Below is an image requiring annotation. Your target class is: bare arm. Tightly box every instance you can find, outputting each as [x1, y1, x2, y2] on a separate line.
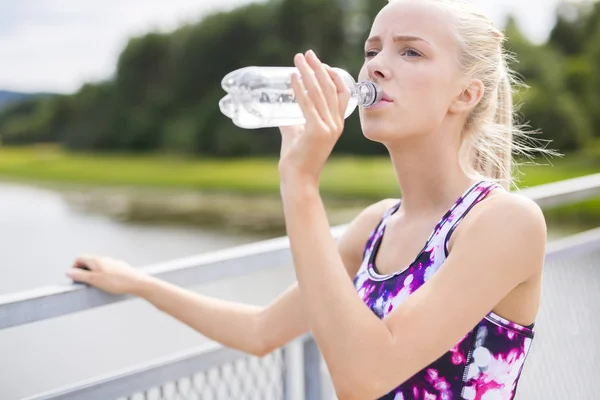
[67, 199, 396, 357]
[258, 199, 396, 354]
[131, 276, 270, 356]
[280, 185, 546, 399]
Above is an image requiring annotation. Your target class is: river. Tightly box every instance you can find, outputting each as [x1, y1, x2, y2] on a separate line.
[0, 180, 587, 399]
[0, 181, 298, 400]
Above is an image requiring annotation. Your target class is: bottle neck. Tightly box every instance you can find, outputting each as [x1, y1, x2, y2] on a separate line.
[354, 81, 382, 108]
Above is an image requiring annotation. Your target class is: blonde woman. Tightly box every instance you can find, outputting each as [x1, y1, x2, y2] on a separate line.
[67, 1, 547, 398]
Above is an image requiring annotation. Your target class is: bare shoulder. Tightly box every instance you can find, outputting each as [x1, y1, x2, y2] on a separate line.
[469, 190, 547, 236]
[451, 189, 547, 278]
[337, 198, 399, 275]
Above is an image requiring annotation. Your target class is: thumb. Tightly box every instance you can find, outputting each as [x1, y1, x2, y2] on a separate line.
[278, 125, 302, 135]
[73, 255, 101, 272]
[278, 125, 302, 156]
[66, 267, 94, 284]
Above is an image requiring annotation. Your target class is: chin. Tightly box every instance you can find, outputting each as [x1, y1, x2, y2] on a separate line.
[360, 111, 441, 145]
[359, 106, 407, 141]
[360, 119, 407, 143]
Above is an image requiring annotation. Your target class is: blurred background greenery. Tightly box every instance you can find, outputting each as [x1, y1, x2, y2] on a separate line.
[0, 0, 599, 235]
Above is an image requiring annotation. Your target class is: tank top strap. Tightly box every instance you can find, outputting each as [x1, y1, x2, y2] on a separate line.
[435, 180, 503, 256]
[362, 200, 401, 260]
[361, 181, 501, 266]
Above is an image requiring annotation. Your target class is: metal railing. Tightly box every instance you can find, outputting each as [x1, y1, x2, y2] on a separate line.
[2, 173, 600, 400]
[516, 248, 600, 399]
[119, 346, 287, 400]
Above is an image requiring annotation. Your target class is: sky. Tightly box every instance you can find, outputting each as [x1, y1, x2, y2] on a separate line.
[0, 0, 578, 94]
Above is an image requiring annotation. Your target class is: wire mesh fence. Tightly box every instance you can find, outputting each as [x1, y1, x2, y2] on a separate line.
[120, 250, 600, 400]
[120, 348, 286, 400]
[11, 221, 598, 400]
[516, 250, 600, 399]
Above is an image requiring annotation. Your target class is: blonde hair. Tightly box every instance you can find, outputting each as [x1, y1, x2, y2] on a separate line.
[388, 0, 553, 189]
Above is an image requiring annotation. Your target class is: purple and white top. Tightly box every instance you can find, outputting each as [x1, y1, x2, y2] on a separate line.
[353, 180, 534, 400]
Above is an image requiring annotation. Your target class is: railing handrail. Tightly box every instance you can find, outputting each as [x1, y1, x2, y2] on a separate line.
[16, 227, 600, 400]
[517, 172, 600, 208]
[1, 173, 600, 330]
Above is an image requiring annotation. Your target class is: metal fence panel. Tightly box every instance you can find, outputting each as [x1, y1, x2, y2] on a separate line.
[24, 345, 289, 400]
[515, 250, 600, 400]
[119, 349, 286, 400]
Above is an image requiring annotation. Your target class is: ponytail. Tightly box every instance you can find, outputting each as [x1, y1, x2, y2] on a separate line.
[404, 0, 557, 189]
[493, 70, 514, 188]
[460, 64, 516, 190]
[480, 67, 514, 189]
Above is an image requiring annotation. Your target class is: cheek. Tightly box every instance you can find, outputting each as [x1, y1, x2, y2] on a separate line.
[405, 68, 453, 116]
[406, 68, 439, 98]
[357, 64, 369, 82]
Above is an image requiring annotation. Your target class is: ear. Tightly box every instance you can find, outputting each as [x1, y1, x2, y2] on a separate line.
[449, 79, 485, 114]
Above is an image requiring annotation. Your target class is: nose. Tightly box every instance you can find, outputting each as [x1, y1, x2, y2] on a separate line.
[366, 57, 391, 81]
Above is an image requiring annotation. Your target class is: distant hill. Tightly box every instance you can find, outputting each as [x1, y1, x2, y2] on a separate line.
[0, 90, 55, 109]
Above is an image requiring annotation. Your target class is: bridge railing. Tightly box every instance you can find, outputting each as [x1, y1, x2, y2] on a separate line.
[2, 173, 600, 400]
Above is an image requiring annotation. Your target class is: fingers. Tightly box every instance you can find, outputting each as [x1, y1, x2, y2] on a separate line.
[67, 254, 102, 284]
[304, 52, 339, 125]
[73, 254, 101, 272]
[66, 267, 93, 284]
[294, 52, 336, 130]
[325, 66, 352, 123]
[291, 72, 328, 133]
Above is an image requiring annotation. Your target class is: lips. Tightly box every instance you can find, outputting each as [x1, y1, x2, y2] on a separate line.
[380, 92, 393, 102]
[365, 89, 393, 110]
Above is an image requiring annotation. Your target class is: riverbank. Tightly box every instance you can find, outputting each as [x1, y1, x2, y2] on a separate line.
[0, 145, 598, 235]
[0, 145, 597, 195]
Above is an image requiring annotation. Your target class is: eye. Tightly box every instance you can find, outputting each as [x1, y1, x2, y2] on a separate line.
[364, 49, 379, 59]
[402, 48, 422, 57]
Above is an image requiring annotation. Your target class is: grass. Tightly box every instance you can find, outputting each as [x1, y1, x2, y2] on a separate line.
[0, 144, 597, 199]
[0, 144, 597, 235]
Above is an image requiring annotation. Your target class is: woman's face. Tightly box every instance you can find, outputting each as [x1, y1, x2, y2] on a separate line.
[357, 0, 467, 145]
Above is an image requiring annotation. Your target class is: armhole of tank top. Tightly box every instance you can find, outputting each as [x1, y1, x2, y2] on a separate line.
[443, 182, 501, 258]
[361, 200, 401, 260]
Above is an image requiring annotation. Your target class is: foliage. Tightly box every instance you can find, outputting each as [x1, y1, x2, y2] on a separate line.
[0, 0, 599, 158]
[0, 145, 595, 199]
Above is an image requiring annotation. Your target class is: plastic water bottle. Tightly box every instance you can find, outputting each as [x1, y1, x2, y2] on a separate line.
[218, 66, 382, 129]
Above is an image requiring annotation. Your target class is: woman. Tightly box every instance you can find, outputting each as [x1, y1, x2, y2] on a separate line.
[67, 0, 547, 398]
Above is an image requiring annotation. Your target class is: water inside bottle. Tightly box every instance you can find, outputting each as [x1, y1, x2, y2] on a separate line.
[218, 66, 361, 129]
[220, 92, 359, 129]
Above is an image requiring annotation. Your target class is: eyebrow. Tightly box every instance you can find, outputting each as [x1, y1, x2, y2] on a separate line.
[365, 35, 430, 45]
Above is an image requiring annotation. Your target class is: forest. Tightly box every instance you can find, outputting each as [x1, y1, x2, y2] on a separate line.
[1, 0, 599, 159]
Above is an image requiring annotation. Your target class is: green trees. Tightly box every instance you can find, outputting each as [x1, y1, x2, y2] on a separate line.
[509, 1, 600, 152]
[1, 0, 598, 157]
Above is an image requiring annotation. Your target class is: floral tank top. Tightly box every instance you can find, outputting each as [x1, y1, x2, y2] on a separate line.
[353, 180, 535, 400]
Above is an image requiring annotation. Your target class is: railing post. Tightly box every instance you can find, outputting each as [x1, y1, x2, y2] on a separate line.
[303, 337, 322, 400]
[281, 345, 293, 400]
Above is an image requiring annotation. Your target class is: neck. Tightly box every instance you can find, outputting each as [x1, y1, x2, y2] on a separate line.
[386, 130, 476, 217]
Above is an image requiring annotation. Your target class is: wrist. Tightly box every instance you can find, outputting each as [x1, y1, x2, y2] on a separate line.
[280, 170, 320, 194]
[280, 177, 320, 201]
[130, 273, 156, 298]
